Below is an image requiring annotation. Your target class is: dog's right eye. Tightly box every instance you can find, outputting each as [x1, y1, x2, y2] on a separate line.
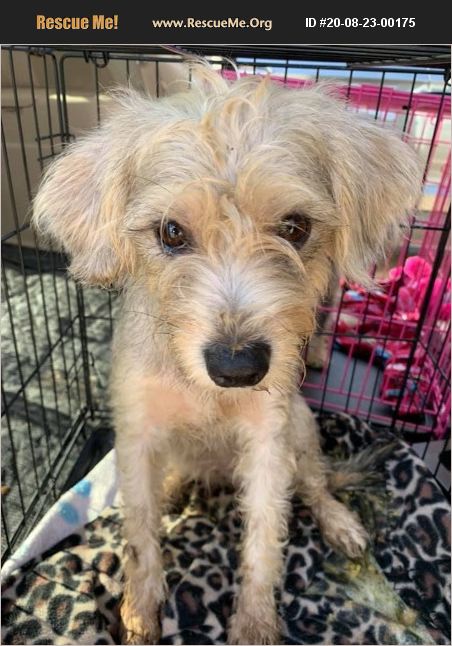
[158, 220, 189, 253]
[278, 213, 312, 248]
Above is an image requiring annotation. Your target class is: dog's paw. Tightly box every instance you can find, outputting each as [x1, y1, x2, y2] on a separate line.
[306, 334, 329, 370]
[228, 607, 280, 645]
[119, 597, 161, 645]
[316, 498, 368, 559]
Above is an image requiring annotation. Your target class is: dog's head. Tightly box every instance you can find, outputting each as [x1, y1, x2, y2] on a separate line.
[34, 67, 422, 392]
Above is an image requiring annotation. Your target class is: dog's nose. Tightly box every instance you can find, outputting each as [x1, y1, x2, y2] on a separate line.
[203, 341, 271, 388]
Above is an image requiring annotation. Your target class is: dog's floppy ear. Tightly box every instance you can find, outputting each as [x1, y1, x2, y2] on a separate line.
[328, 115, 423, 284]
[33, 122, 138, 287]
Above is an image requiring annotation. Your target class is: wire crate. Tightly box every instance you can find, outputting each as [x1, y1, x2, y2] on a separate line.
[1, 45, 450, 560]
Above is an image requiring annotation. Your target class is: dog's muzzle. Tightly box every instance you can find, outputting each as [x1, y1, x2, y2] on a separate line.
[203, 341, 271, 388]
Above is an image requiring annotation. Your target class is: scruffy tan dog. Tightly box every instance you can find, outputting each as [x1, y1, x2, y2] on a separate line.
[34, 66, 421, 645]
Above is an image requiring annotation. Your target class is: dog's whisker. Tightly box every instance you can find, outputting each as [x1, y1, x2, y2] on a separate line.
[123, 309, 180, 329]
[133, 175, 174, 194]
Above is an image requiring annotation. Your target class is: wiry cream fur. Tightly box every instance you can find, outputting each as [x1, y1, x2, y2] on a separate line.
[33, 66, 422, 645]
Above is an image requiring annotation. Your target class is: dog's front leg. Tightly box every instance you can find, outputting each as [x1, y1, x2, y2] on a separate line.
[117, 431, 167, 645]
[229, 406, 296, 645]
[292, 395, 367, 558]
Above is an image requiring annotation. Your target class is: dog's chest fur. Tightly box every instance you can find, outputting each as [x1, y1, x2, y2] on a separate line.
[169, 422, 239, 484]
[114, 369, 251, 483]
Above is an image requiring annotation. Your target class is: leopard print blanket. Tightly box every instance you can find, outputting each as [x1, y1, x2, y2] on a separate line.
[2, 413, 450, 645]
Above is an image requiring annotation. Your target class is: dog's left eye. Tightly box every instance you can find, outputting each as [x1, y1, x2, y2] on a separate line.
[278, 214, 312, 247]
[159, 220, 189, 253]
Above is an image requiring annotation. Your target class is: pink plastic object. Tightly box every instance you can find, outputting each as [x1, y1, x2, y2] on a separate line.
[334, 256, 450, 434]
